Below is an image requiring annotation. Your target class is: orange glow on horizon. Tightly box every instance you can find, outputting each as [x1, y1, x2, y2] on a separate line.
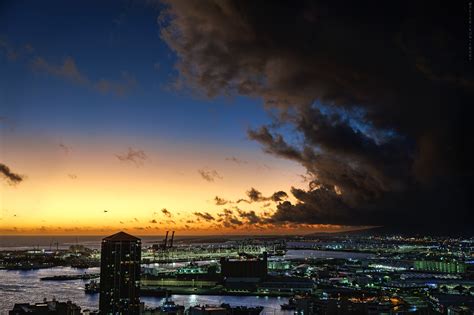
[1, 133, 374, 235]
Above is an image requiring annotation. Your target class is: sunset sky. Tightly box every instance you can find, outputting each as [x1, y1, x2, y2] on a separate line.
[1, 1, 472, 235]
[0, 0, 325, 235]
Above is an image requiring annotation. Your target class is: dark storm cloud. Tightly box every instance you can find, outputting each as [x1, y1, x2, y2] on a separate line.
[160, 0, 474, 233]
[246, 187, 288, 203]
[193, 212, 215, 221]
[0, 163, 24, 185]
[116, 147, 147, 167]
[198, 168, 223, 182]
[271, 191, 289, 202]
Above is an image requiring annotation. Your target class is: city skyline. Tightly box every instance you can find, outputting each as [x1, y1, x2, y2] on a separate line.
[1, 0, 473, 236]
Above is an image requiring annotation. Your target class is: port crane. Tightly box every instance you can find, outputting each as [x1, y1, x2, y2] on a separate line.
[153, 231, 175, 250]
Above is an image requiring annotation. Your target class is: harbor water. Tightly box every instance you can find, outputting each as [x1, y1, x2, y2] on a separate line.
[0, 267, 293, 314]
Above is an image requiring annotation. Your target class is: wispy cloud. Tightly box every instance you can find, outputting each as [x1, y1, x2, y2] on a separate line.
[193, 212, 215, 221]
[225, 156, 248, 164]
[0, 163, 24, 185]
[161, 208, 172, 217]
[59, 143, 72, 155]
[0, 38, 16, 60]
[198, 168, 222, 182]
[216, 208, 243, 228]
[0, 116, 16, 131]
[0, 38, 33, 61]
[32, 56, 88, 85]
[94, 71, 137, 96]
[116, 147, 147, 167]
[2, 39, 137, 97]
[214, 196, 229, 206]
[32, 56, 137, 96]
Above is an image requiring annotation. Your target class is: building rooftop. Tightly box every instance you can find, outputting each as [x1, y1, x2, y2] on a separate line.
[103, 231, 141, 242]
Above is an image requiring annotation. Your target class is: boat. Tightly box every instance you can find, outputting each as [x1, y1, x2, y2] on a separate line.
[85, 280, 99, 294]
[157, 298, 185, 315]
[274, 249, 287, 256]
[40, 273, 100, 281]
[274, 241, 287, 256]
[187, 304, 263, 315]
[280, 298, 297, 310]
[71, 261, 92, 268]
[221, 303, 264, 315]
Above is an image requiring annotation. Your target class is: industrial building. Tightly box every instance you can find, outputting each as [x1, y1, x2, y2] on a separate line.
[414, 260, 466, 274]
[220, 252, 268, 280]
[219, 252, 268, 291]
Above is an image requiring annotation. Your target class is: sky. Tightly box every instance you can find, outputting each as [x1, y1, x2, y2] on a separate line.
[0, 0, 312, 235]
[1, 1, 473, 235]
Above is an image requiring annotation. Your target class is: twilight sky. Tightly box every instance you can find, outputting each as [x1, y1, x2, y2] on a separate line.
[1, 0, 473, 235]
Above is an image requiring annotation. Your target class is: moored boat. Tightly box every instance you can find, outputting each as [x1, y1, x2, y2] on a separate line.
[85, 280, 99, 294]
[280, 297, 297, 310]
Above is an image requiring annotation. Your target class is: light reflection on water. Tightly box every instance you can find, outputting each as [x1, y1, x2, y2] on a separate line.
[0, 267, 292, 314]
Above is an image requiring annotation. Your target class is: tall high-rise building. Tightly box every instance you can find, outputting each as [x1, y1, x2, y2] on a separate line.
[99, 231, 141, 315]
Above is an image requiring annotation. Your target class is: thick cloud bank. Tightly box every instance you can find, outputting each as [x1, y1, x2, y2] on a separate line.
[160, 0, 473, 233]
